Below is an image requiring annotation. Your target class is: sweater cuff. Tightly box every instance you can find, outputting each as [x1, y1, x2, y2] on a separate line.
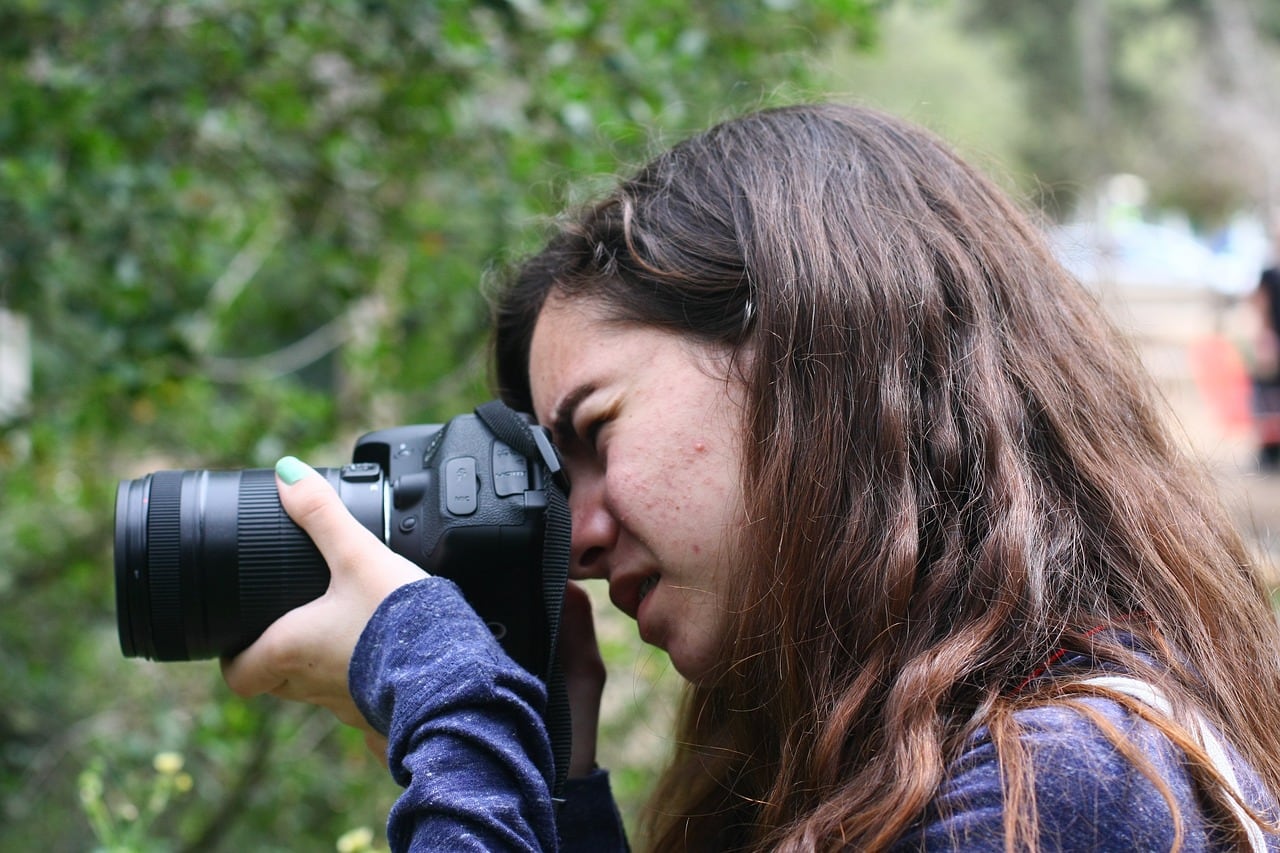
[558, 768, 631, 851]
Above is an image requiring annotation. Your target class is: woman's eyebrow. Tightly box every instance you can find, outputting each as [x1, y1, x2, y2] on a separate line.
[549, 383, 596, 446]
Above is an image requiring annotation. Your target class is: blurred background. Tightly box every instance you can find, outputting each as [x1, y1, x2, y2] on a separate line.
[3, 0, 1280, 849]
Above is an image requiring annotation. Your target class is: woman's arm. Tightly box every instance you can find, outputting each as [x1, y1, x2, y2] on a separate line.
[220, 457, 626, 851]
[352, 577, 558, 851]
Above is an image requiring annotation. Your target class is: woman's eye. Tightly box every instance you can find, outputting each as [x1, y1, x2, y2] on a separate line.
[581, 418, 607, 452]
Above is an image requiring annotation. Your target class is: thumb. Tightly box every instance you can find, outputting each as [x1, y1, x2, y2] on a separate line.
[274, 456, 387, 575]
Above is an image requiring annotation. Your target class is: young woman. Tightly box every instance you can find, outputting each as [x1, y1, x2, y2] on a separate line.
[224, 103, 1280, 851]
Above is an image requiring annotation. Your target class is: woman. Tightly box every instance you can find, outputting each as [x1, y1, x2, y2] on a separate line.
[224, 104, 1280, 851]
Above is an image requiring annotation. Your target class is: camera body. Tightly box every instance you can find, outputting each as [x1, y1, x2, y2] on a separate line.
[115, 408, 555, 677]
[353, 415, 551, 675]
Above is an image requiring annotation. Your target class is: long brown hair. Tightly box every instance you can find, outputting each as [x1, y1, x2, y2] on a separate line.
[492, 103, 1280, 851]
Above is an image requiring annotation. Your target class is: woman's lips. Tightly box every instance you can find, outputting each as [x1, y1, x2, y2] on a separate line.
[610, 572, 660, 620]
[637, 575, 658, 605]
[635, 575, 660, 644]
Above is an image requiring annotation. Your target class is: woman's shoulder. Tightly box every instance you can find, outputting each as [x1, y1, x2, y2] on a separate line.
[896, 690, 1232, 851]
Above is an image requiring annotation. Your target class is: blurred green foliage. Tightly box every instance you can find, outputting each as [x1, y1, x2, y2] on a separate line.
[0, 0, 876, 848]
[959, 0, 1280, 223]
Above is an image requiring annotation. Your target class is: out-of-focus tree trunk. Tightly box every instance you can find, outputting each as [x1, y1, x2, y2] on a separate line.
[1079, 0, 1112, 177]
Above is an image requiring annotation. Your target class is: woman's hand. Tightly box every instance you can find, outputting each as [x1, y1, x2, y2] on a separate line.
[220, 456, 423, 747]
[560, 581, 607, 778]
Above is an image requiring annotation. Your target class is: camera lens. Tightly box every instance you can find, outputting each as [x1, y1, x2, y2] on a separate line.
[114, 465, 385, 661]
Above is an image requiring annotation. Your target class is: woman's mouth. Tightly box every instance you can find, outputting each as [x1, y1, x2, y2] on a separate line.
[637, 575, 659, 605]
[634, 574, 662, 644]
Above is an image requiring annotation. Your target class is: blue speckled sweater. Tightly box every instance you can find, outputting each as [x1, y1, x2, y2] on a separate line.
[350, 578, 1276, 851]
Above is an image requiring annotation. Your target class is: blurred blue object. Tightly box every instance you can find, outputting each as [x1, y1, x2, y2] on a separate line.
[1049, 219, 1266, 295]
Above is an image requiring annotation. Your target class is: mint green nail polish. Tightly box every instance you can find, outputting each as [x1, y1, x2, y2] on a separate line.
[276, 456, 313, 485]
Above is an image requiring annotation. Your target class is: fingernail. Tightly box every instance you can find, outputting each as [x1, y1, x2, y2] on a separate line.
[275, 456, 315, 485]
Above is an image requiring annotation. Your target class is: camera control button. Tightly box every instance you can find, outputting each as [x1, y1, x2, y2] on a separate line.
[492, 441, 528, 497]
[342, 463, 382, 482]
[445, 457, 477, 515]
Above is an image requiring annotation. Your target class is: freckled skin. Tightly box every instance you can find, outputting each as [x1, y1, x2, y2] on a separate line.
[528, 295, 748, 683]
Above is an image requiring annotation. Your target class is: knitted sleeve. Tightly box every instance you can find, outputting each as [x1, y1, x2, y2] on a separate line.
[350, 577, 555, 851]
[349, 577, 629, 852]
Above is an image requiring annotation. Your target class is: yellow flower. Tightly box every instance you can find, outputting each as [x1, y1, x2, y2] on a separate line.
[152, 751, 184, 775]
[335, 826, 375, 852]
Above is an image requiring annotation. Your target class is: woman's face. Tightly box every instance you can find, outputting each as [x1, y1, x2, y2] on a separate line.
[528, 294, 748, 683]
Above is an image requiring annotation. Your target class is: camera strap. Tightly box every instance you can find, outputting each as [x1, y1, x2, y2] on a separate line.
[475, 400, 573, 802]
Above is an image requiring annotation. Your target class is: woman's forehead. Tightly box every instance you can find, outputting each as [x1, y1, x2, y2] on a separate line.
[527, 297, 613, 415]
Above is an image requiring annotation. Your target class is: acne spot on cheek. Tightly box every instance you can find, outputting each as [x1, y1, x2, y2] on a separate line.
[692, 544, 702, 554]
[693, 442, 707, 453]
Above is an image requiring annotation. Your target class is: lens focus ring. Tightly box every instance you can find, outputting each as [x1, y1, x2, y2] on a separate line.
[145, 471, 185, 659]
[237, 470, 328, 633]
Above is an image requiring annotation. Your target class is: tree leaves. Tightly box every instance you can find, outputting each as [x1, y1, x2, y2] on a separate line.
[1, 1, 875, 847]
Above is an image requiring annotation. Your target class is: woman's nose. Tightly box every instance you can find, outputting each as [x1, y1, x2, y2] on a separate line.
[568, 476, 616, 580]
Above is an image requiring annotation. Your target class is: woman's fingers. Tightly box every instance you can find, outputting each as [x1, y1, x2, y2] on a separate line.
[220, 606, 308, 697]
[221, 456, 421, 707]
[274, 456, 422, 594]
[559, 582, 606, 777]
[274, 456, 387, 571]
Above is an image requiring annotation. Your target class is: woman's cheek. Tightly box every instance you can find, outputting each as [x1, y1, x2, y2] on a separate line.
[615, 466, 678, 528]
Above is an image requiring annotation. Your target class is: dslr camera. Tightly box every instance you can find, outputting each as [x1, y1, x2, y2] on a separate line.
[113, 401, 567, 679]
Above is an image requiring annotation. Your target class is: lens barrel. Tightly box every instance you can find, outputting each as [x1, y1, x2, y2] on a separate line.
[114, 465, 385, 661]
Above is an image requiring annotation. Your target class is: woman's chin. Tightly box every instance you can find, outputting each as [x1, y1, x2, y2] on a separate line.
[665, 644, 721, 685]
